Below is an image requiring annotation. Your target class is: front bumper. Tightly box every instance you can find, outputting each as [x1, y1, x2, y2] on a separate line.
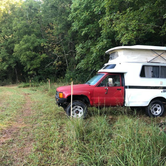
[55, 91, 67, 107]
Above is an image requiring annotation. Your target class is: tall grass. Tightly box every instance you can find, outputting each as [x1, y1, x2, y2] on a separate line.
[109, 116, 166, 165]
[31, 83, 166, 166]
[0, 84, 166, 165]
[65, 116, 166, 166]
[66, 116, 112, 165]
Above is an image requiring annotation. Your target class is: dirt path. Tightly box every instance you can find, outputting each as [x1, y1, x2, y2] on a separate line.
[0, 91, 34, 165]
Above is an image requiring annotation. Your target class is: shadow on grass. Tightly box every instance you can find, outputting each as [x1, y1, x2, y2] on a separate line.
[87, 106, 145, 119]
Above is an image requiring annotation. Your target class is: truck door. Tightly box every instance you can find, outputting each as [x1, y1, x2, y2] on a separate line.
[92, 74, 124, 107]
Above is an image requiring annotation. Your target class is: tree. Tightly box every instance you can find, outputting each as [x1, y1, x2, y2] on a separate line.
[12, 0, 48, 80]
[41, 0, 74, 80]
[0, 0, 73, 83]
[0, 1, 22, 83]
[103, 0, 166, 45]
[1, 0, 166, 84]
[69, 0, 110, 81]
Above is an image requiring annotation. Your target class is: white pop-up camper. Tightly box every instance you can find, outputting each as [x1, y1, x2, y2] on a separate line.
[98, 45, 166, 117]
[56, 45, 166, 118]
[106, 45, 166, 63]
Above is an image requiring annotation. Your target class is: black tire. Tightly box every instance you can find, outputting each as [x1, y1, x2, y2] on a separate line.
[66, 100, 87, 118]
[146, 100, 164, 117]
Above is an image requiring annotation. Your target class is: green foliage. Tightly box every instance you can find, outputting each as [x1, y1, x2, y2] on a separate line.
[0, 0, 72, 83]
[104, 0, 166, 45]
[14, 34, 47, 73]
[0, 0, 166, 83]
[0, 2, 20, 82]
[69, 0, 108, 74]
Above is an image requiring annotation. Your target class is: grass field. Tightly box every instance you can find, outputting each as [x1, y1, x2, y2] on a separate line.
[0, 84, 166, 165]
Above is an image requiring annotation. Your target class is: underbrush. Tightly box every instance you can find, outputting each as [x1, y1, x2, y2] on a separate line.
[18, 81, 69, 96]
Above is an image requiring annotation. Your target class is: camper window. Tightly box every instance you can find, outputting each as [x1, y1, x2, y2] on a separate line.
[160, 66, 166, 78]
[109, 52, 118, 61]
[103, 64, 116, 69]
[140, 65, 166, 78]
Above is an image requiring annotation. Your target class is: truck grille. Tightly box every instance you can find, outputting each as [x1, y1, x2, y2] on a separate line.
[56, 91, 59, 98]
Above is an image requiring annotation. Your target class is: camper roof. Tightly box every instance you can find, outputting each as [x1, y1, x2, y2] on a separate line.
[105, 45, 166, 63]
[106, 45, 166, 54]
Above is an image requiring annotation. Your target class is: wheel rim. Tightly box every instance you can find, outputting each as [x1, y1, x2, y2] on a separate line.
[150, 103, 162, 116]
[72, 105, 84, 118]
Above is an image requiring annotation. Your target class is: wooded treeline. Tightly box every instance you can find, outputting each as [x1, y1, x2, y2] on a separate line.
[0, 0, 166, 84]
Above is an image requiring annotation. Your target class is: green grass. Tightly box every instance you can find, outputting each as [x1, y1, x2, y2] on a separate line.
[0, 87, 25, 129]
[109, 116, 166, 165]
[0, 83, 166, 165]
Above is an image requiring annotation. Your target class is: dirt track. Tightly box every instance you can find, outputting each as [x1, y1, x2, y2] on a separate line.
[0, 88, 34, 165]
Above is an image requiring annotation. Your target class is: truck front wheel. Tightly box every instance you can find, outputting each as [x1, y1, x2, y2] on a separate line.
[66, 100, 87, 118]
[146, 100, 164, 117]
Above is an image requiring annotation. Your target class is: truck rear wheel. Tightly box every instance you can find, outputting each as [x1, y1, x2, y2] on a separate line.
[66, 100, 87, 118]
[146, 100, 164, 117]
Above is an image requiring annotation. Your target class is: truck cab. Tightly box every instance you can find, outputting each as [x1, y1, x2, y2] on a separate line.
[56, 45, 166, 118]
[56, 72, 125, 118]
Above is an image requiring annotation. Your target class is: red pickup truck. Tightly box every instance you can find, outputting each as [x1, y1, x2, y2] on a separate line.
[56, 72, 124, 118]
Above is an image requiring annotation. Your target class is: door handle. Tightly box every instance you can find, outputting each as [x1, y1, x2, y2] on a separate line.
[105, 87, 108, 94]
[117, 88, 121, 90]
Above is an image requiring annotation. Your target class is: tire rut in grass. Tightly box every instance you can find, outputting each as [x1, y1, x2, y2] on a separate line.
[0, 91, 34, 165]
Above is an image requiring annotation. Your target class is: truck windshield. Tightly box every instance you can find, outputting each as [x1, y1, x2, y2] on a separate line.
[86, 74, 104, 85]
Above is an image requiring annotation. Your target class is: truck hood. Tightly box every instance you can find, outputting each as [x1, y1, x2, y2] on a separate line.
[57, 84, 93, 92]
[57, 84, 94, 97]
